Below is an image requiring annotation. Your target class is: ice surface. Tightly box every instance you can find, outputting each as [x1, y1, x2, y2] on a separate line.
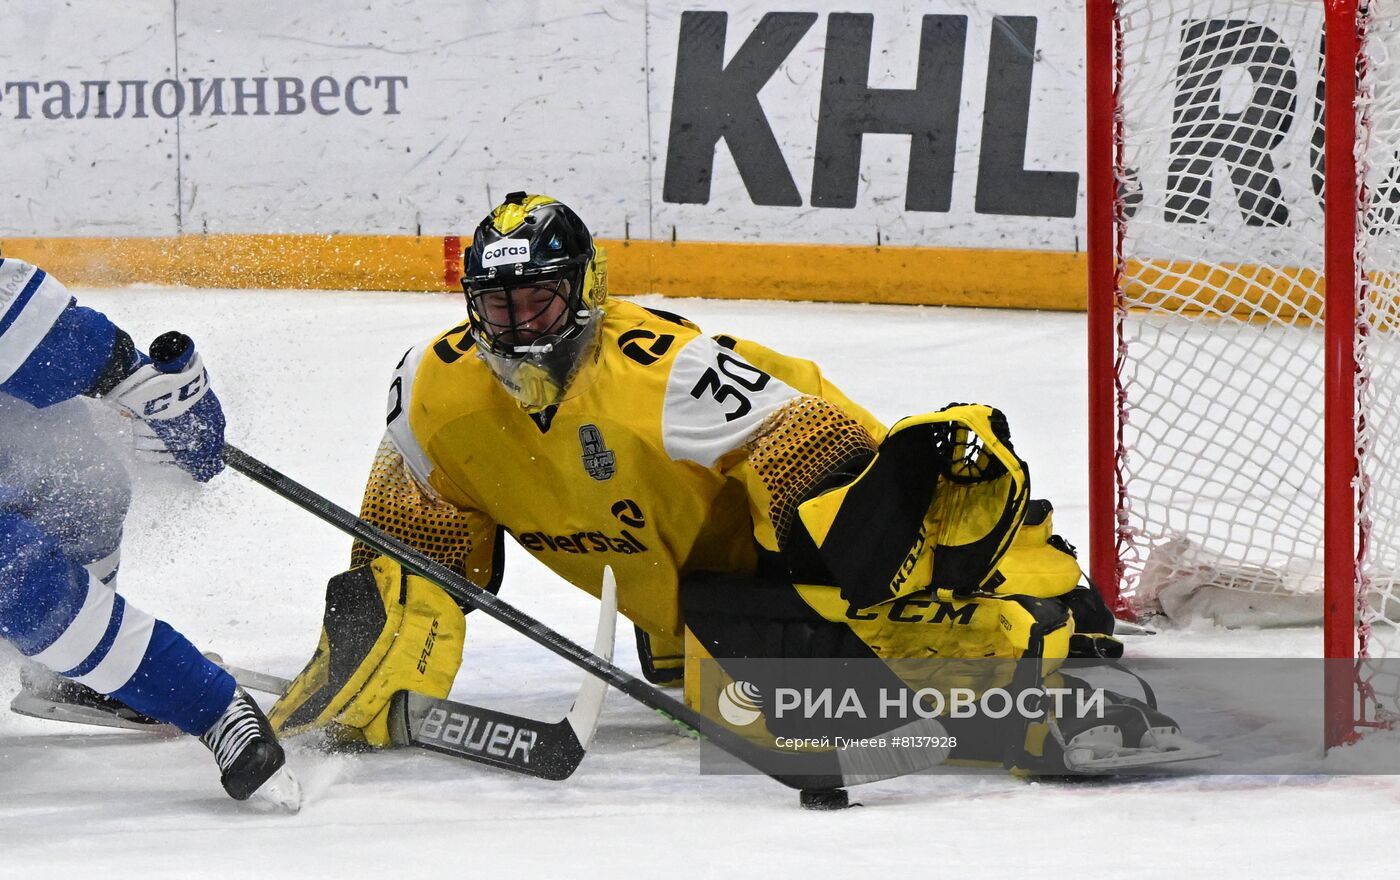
[0, 287, 1383, 879]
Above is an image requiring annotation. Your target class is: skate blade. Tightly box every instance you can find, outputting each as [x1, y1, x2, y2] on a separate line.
[1063, 740, 1221, 772]
[10, 691, 178, 734]
[251, 765, 304, 814]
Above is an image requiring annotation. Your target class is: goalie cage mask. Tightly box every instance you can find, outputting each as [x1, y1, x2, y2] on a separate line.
[462, 192, 608, 412]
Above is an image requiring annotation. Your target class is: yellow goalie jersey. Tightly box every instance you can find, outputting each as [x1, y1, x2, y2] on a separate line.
[357, 298, 886, 638]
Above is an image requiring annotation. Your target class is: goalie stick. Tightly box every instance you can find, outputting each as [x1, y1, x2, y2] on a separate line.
[223, 443, 949, 791]
[390, 567, 614, 779]
[221, 568, 618, 781]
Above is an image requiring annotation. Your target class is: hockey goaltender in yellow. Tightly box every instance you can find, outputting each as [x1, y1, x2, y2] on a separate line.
[270, 192, 1206, 774]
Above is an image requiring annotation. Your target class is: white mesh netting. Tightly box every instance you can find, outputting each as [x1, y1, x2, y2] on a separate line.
[1355, 1, 1400, 702]
[1112, 0, 1400, 698]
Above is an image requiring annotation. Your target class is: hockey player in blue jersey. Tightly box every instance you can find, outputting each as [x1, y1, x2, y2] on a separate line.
[0, 258, 300, 809]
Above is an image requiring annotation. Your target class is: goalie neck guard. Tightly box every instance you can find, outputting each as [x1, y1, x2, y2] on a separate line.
[462, 192, 608, 413]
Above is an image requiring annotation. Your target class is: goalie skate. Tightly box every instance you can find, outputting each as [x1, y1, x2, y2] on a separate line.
[1052, 703, 1219, 773]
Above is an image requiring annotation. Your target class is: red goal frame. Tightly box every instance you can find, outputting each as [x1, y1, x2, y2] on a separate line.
[1084, 0, 1363, 748]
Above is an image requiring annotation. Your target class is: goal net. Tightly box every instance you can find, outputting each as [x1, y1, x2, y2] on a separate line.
[1086, 0, 1400, 740]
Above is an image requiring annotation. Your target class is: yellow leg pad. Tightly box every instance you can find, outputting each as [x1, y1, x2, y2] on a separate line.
[683, 626, 711, 713]
[271, 557, 466, 747]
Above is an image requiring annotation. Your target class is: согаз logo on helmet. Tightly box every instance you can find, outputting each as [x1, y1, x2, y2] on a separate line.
[481, 239, 531, 268]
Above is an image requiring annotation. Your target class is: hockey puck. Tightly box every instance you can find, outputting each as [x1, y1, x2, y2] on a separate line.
[799, 788, 851, 810]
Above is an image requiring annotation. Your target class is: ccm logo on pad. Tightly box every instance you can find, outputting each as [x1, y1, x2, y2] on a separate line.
[481, 238, 531, 268]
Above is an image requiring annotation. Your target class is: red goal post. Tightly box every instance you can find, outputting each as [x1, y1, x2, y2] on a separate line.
[1085, 0, 1395, 747]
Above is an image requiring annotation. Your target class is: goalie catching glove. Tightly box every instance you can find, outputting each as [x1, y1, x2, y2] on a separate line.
[787, 403, 1030, 610]
[270, 557, 465, 746]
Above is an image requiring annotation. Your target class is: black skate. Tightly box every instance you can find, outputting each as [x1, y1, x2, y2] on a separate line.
[199, 688, 303, 811]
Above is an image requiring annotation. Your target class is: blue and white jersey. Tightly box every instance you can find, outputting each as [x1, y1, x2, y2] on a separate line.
[0, 259, 120, 408]
[0, 260, 236, 733]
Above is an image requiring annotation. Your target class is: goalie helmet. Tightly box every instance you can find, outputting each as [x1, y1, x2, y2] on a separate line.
[462, 192, 608, 412]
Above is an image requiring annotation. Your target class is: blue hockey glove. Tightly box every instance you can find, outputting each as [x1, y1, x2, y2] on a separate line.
[107, 331, 226, 481]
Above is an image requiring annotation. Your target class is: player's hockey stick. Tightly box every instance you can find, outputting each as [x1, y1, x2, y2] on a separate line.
[223, 443, 947, 792]
[217, 569, 617, 781]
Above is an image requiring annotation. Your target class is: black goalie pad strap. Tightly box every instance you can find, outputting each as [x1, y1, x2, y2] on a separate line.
[634, 626, 683, 685]
[279, 566, 393, 730]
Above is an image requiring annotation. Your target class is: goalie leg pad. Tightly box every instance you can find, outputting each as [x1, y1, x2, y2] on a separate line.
[990, 499, 1122, 658]
[680, 572, 879, 662]
[270, 557, 465, 747]
[681, 572, 1074, 667]
[679, 573, 1075, 762]
[681, 573, 907, 744]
